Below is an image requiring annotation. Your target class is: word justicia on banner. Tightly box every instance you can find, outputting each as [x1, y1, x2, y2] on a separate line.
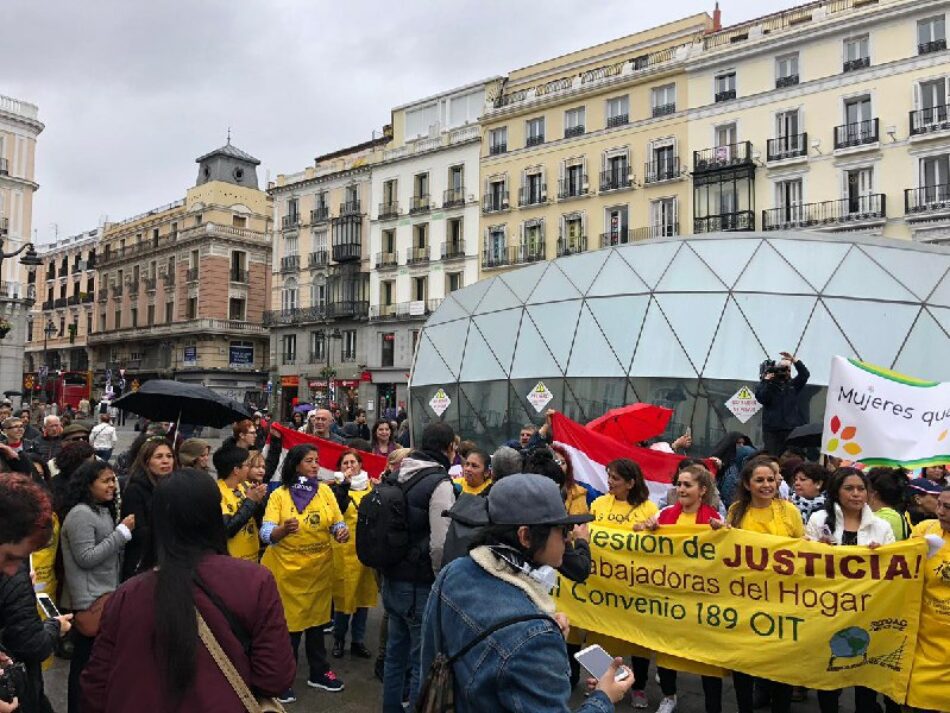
[554, 525, 927, 702]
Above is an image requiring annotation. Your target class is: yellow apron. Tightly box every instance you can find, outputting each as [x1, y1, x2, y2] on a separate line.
[907, 520, 950, 711]
[332, 487, 378, 614]
[32, 513, 59, 672]
[565, 484, 590, 516]
[262, 484, 342, 633]
[218, 480, 260, 563]
[453, 477, 491, 496]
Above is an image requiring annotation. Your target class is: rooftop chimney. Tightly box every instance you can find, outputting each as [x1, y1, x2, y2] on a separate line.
[712, 2, 722, 31]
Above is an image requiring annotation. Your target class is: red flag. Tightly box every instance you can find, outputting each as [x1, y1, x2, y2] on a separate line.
[270, 422, 388, 480]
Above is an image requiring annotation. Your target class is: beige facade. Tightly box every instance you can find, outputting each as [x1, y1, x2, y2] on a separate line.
[477, 14, 712, 277]
[87, 143, 273, 407]
[685, 0, 950, 242]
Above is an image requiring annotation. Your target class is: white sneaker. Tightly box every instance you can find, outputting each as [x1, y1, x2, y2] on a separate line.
[631, 690, 648, 708]
[655, 696, 677, 713]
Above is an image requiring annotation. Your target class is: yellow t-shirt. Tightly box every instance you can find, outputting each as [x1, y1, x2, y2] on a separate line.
[590, 495, 658, 529]
[565, 483, 590, 516]
[677, 511, 698, 525]
[217, 480, 260, 563]
[733, 499, 804, 538]
[453, 477, 492, 496]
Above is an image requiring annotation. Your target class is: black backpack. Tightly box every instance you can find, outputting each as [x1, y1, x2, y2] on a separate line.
[356, 468, 442, 569]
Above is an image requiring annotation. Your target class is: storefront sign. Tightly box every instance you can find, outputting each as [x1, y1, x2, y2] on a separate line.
[183, 346, 198, 366]
[725, 386, 763, 424]
[429, 388, 451, 416]
[527, 381, 554, 413]
[281, 375, 300, 388]
[229, 345, 254, 366]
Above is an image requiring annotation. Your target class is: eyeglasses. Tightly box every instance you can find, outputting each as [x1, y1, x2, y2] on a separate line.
[553, 458, 566, 467]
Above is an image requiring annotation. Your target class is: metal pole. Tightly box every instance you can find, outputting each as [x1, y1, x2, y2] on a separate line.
[325, 332, 331, 409]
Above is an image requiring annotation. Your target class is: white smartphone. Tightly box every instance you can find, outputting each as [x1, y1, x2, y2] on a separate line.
[573, 644, 630, 682]
[36, 593, 61, 619]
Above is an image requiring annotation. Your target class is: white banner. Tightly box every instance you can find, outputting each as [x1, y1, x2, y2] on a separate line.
[822, 356, 950, 468]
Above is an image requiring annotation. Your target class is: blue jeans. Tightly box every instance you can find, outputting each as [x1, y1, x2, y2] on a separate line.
[333, 607, 368, 644]
[94, 448, 112, 462]
[382, 578, 431, 713]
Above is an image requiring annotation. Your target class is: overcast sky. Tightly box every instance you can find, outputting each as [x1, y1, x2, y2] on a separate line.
[5, 0, 791, 245]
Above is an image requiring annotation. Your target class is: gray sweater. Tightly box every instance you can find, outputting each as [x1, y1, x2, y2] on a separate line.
[60, 502, 131, 611]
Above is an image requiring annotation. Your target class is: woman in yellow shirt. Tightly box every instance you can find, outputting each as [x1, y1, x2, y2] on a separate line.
[722, 457, 803, 713]
[212, 446, 266, 563]
[551, 444, 590, 515]
[261, 444, 349, 702]
[589, 458, 659, 709]
[452, 448, 492, 496]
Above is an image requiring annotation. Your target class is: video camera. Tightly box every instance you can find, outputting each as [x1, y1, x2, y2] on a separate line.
[759, 359, 791, 380]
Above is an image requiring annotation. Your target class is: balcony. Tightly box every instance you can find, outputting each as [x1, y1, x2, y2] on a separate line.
[280, 215, 300, 231]
[714, 89, 737, 103]
[54, 297, 68, 308]
[144, 277, 157, 292]
[127, 282, 139, 297]
[162, 272, 176, 288]
[767, 133, 808, 161]
[843, 56, 870, 73]
[558, 175, 588, 200]
[0, 217, 7, 236]
[526, 135, 544, 147]
[0, 157, 7, 175]
[331, 239, 361, 263]
[443, 188, 465, 209]
[512, 243, 546, 265]
[489, 142, 507, 155]
[442, 240, 466, 260]
[42, 300, 53, 310]
[280, 255, 300, 273]
[905, 184, 950, 220]
[409, 195, 431, 214]
[694, 211, 756, 234]
[82, 292, 94, 304]
[369, 304, 397, 321]
[519, 185, 546, 206]
[67, 295, 81, 306]
[775, 74, 800, 88]
[910, 105, 950, 137]
[311, 206, 330, 223]
[564, 125, 585, 139]
[557, 235, 587, 256]
[229, 269, 248, 283]
[407, 246, 430, 265]
[919, 38, 947, 55]
[481, 248, 510, 270]
[374, 252, 398, 269]
[308, 250, 328, 269]
[693, 142, 754, 173]
[340, 200, 362, 216]
[97, 289, 108, 303]
[599, 169, 633, 192]
[644, 159, 684, 184]
[834, 119, 878, 150]
[761, 194, 886, 231]
[186, 268, 199, 282]
[600, 225, 680, 246]
[262, 306, 327, 327]
[607, 114, 629, 128]
[652, 103, 676, 118]
[482, 192, 509, 213]
[281, 354, 296, 366]
[111, 284, 124, 297]
[377, 202, 400, 220]
[326, 300, 369, 320]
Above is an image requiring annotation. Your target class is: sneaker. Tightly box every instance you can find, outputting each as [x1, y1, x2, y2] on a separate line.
[655, 695, 677, 713]
[308, 670, 344, 692]
[331, 639, 345, 658]
[322, 623, 334, 634]
[632, 690, 648, 708]
[276, 689, 296, 704]
[351, 642, 372, 659]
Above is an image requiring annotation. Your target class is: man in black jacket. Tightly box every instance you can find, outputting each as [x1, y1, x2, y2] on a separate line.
[754, 351, 810, 456]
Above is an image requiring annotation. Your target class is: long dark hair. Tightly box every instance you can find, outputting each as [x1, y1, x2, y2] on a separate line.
[823, 467, 867, 533]
[606, 458, 649, 507]
[471, 524, 554, 563]
[152, 469, 228, 704]
[727, 459, 778, 527]
[281, 444, 319, 487]
[62, 460, 117, 522]
[371, 420, 392, 448]
[131, 438, 177, 482]
[867, 467, 909, 511]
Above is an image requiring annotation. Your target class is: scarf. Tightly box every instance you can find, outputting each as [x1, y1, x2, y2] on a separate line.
[791, 493, 826, 523]
[657, 502, 721, 525]
[290, 475, 321, 513]
[349, 471, 370, 491]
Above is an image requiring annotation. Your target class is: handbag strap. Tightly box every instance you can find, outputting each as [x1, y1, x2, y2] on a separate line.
[196, 608, 261, 713]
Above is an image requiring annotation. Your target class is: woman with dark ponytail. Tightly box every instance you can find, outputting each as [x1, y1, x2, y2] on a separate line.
[80, 469, 295, 711]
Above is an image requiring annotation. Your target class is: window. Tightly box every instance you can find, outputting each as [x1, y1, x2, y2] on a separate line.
[165, 302, 174, 322]
[775, 179, 804, 223]
[412, 276, 427, 303]
[287, 198, 299, 223]
[99, 313, 106, 332]
[231, 251, 247, 281]
[771, 110, 804, 159]
[229, 298, 246, 321]
[523, 170, 545, 205]
[446, 272, 463, 293]
[918, 16, 947, 54]
[342, 330, 357, 361]
[381, 333, 395, 368]
[411, 330, 420, 356]
[114, 310, 121, 329]
[284, 235, 299, 257]
[485, 177, 508, 212]
[843, 35, 870, 71]
[920, 154, 950, 207]
[26, 320, 32, 342]
[485, 226, 506, 265]
[839, 96, 875, 146]
[651, 84, 676, 117]
[776, 53, 799, 87]
[714, 72, 737, 102]
[526, 117, 545, 147]
[382, 179, 397, 210]
[604, 206, 629, 245]
[561, 161, 587, 198]
[489, 127, 507, 155]
[282, 334, 297, 364]
[606, 96, 629, 127]
[413, 172, 429, 198]
[186, 297, 197, 320]
[650, 199, 678, 237]
[381, 280, 395, 306]
[916, 79, 949, 133]
[146, 304, 155, 326]
[382, 228, 396, 254]
[190, 249, 199, 269]
[281, 278, 298, 312]
[716, 123, 737, 149]
[602, 150, 630, 191]
[232, 215, 247, 228]
[560, 214, 585, 255]
[310, 332, 325, 361]
[649, 141, 677, 182]
[313, 227, 328, 253]
[845, 167, 874, 213]
[521, 220, 544, 261]
[130, 307, 138, 328]
[447, 218, 464, 254]
[564, 107, 585, 138]
[449, 165, 464, 192]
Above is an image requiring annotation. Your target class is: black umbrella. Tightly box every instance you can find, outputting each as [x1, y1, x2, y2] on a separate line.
[111, 379, 253, 428]
[785, 422, 823, 448]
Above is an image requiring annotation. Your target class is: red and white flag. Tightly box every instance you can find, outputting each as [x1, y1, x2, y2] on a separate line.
[267, 423, 388, 482]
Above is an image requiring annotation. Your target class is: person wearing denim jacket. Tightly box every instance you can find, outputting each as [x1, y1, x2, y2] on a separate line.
[420, 473, 632, 712]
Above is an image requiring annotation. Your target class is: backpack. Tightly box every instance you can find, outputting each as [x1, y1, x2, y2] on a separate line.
[355, 467, 443, 569]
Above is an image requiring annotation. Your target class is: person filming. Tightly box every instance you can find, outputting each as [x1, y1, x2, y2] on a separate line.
[754, 351, 809, 456]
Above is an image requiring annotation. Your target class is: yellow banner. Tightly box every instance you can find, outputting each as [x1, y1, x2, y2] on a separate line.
[555, 525, 927, 702]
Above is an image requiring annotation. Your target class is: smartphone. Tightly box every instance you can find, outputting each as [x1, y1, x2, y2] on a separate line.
[573, 644, 630, 682]
[36, 593, 61, 619]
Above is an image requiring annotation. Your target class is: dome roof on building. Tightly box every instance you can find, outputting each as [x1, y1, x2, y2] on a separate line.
[195, 140, 261, 165]
[412, 232, 950, 389]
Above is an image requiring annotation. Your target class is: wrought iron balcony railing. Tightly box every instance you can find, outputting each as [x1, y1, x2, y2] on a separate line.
[377, 202, 399, 220]
[910, 105, 950, 136]
[643, 159, 683, 184]
[280, 255, 300, 273]
[406, 246, 430, 265]
[558, 175, 589, 200]
[843, 56, 870, 73]
[557, 236, 587, 256]
[409, 195, 431, 214]
[311, 206, 330, 223]
[775, 74, 800, 88]
[692, 142, 753, 173]
[767, 132, 808, 161]
[905, 184, 950, 215]
[441, 240, 466, 260]
[694, 211, 756, 233]
[834, 118, 878, 149]
[600, 169, 633, 192]
[919, 38, 947, 55]
[482, 192, 509, 213]
[761, 194, 885, 230]
[443, 188, 465, 208]
[374, 252, 398, 269]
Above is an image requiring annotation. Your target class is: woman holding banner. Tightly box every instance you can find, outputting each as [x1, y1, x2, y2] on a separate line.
[589, 458, 658, 709]
[907, 486, 950, 712]
[721, 458, 803, 713]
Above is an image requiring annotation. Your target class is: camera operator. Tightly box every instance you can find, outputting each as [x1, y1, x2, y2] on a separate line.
[754, 351, 810, 456]
[0, 475, 72, 712]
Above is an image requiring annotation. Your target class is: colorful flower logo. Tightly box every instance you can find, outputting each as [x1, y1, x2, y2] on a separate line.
[827, 415, 862, 456]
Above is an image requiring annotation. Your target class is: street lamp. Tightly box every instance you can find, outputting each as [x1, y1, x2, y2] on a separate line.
[0, 240, 41, 276]
[321, 328, 342, 408]
[41, 320, 56, 403]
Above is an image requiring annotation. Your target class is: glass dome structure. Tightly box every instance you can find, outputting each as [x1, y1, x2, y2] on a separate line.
[409, 232, 950, 451]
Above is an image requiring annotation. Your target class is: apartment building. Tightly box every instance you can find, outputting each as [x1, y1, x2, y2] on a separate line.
[685, 0, 950, 242]
[477, 14, 713, 278]
[88, 142, 272, 408]
[267, 134, 388, 419]
[24, 228, 99, 375]
[366, 81, 489, 412]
